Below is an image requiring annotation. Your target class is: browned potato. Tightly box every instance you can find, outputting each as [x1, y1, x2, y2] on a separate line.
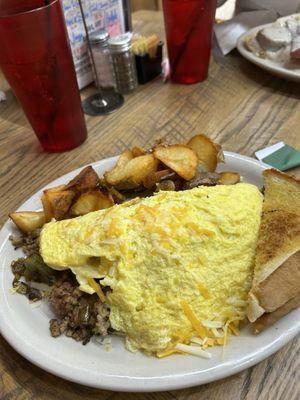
[70, 190, 114, 216]
[9, 211, 45, 233]
[105, 153, 158, 190]
[187, 134, 220, 172]
[153, 145, 197, 181]
[65, 166, 100, 193]
[42, 185, 68, 222]
[131, 146, 146, 157]
[104, 150, 133, 186]
[143, 169, 174, 189]
[42, 186, 62, 222]
[41, 192, 54, 222]
[218, 172, 241, 185]
[119, 154, 159, 189]
[45, 185, 66, 192]
[42, 189, 75, 221]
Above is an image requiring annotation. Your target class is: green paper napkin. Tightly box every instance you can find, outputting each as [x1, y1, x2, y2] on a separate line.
[262, 144, 300, 171]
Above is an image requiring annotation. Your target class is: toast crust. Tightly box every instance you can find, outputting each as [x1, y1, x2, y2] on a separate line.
[262, 169, 300, 214]
[248, 169, 300, 323]
[254, 210, 300, 284]
[253, 292, 300, 334]
[254, 251, 300, 312]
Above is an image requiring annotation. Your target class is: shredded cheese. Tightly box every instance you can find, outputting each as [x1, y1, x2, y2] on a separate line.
[105, 338, 111, 352]
[206, 338, 215, 347]
[106, 218, 122, 237]
[172, 331, 193, 344]
[187, 223, 215, 238]
[227, 299, 247, 307]
[221, 323, 229, 359]
[181, 300, 207, 339]
[175, 343, 211, 359]
[212, 328, 224, 338]
[197, 283, 211, 299]
[190, 337, 204, 346]
[88, 278, 106, 302]
[229, 323, 240, 336]
[201, 320, 223, 329]
[156, 348, 181, 358]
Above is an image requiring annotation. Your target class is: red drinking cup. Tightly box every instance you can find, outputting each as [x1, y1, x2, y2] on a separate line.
[162, 0, 217, 84]
[0, 0, 87, 152]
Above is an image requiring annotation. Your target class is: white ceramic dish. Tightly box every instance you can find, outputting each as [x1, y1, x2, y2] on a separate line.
[0, 152, 299, 392]
[237, 15, 300, 83]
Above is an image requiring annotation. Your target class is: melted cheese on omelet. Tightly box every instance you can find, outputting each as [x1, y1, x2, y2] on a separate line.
[40, 184, 263, 353]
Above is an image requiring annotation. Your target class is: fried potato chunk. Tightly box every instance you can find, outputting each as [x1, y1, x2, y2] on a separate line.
[41, 185, 65, 222]
[187, 134, 222, 172]
[121, 154, 159, 188]
[131, 146, 146, 157]
[218, 172, 241, 185]
[153, 145, 197, 181]
[104, 150, 133, 187]
[105, 153, 158, 190]
[42, 188, 75, 221]
[9, 211, 45, 233]
[70, 190, 114, 216]
[65, 166, 100, 193]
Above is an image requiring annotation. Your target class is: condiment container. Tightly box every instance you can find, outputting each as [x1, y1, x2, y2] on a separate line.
[108, 32, 138, 94]
[135, 41, 163, 84]
[90, 31, 116, 89]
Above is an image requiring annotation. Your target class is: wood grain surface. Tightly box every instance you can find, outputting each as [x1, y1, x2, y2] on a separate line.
[0, 10, 300, 400]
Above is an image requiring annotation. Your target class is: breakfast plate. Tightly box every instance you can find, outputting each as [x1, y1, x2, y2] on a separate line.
[237, 15, 300, 83]
[0, 152, 299, 392]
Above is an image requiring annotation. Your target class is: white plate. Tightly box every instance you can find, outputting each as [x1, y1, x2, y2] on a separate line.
[237, 15, 300, 82]
[0, 152, 299, 392]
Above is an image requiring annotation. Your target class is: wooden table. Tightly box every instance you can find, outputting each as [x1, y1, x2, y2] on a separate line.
[0, 10, 299, 400]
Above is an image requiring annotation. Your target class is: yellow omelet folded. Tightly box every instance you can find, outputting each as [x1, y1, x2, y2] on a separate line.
[40, 184, 263, 353]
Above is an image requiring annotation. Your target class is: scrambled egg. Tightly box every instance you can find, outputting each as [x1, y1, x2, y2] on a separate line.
[40, 184, 263, 354]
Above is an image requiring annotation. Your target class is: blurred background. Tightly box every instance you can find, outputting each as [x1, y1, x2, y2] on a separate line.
[131, 0, 162, 12]
[131, 1, 236, 20]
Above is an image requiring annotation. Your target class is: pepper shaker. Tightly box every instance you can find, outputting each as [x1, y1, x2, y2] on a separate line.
[108, 32, 138, 94]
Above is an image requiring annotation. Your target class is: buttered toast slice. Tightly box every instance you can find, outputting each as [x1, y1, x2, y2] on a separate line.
[248, 169, 300, 325]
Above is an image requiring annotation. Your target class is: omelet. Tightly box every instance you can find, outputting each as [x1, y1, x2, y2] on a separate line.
[40, 184, 263, 354]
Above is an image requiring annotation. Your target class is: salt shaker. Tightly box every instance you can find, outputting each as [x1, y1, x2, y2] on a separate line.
[89, 31, 116, 89]
[108, 32, 138, 94]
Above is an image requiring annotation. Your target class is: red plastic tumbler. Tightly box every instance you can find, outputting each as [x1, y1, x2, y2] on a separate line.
[162, 0, 217, 84]
[0, 0, 87, 152]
